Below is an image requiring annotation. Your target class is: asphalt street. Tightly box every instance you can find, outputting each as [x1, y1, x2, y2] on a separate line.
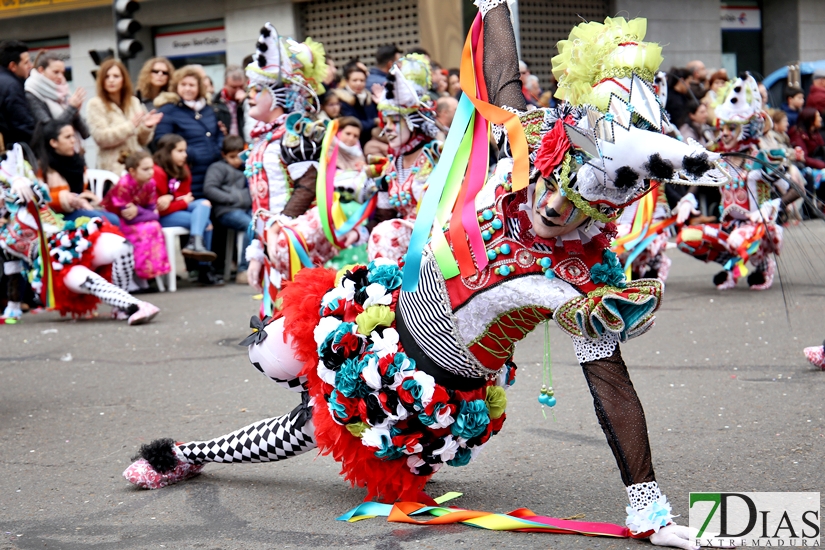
[1, 223, 824, 550]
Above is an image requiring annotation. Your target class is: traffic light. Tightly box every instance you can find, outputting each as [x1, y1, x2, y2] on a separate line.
[89, 48, 115, 79]
[113, 0, 143, 60]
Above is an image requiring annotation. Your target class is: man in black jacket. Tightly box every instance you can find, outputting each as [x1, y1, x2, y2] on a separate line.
[212, 66, 247, 142]
[0, 40, 34, 148]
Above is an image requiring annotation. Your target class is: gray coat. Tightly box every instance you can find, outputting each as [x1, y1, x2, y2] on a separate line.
[203, 160, 251, 219]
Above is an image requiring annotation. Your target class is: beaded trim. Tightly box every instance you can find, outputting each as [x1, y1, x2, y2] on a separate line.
[556, 154, 619, 223]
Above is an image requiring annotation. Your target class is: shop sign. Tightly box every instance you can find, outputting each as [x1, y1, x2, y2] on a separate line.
[721, 6, 761, 30]
[154, 27, 227, 59]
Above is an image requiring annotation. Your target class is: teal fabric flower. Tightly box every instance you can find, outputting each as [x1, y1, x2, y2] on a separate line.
[367, 261, 403, 290]
[590, 250, 627, 288]
[447, 446, 472, 467]
[451, 399, 490, 440]
[373, 432, 404, 460]
[335, 356, 371, 398]
[393, 352, 415, 373]
[327, 389, 348, 420]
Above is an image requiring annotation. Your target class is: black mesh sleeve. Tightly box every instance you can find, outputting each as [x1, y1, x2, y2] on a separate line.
[482, 2, 527, 112]
[580, 346, 656, 487]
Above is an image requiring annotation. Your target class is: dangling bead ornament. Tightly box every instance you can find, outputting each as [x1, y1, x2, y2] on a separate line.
[538, 321, 557, 419]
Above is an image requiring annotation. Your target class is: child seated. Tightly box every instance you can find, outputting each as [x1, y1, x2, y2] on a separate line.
[203, 135, 252, 282]
[153, 133, 217, 263]
[102, 151, 170, 281]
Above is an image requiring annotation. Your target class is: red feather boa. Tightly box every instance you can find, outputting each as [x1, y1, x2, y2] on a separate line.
[280, 268, 433, 502]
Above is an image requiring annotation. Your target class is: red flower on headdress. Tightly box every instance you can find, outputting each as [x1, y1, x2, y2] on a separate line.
[534, 116, 575, 179]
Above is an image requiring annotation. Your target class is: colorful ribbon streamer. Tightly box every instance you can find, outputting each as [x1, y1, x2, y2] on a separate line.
[402, 13, 530, 291]
[27, 202, 55, 309]
[337, 494, 631, 538]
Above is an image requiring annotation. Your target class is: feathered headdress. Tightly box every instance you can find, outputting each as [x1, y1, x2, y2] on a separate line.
[245, 23, 328, 113]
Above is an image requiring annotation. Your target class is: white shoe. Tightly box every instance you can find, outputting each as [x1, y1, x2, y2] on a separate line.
[128, 302, 159, 325]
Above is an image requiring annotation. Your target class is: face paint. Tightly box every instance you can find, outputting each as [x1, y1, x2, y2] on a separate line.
[532, 177, 589, 238]
[382, 114, 411, 151]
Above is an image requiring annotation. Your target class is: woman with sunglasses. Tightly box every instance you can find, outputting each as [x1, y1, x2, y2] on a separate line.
[135, 58, 175, 111]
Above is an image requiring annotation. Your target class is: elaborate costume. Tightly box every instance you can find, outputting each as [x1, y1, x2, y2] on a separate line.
[368, 55, 441, 262]
[123, 6, 726, 548]
[242, 23, 331, 315]
[0, 145, 158, 324]
[676, 75, 788, 290]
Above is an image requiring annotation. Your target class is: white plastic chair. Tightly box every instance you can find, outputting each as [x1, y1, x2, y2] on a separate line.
[222, 229, 247, 282]
[159, 226, 190, 292]
[86, 169, 119, 201]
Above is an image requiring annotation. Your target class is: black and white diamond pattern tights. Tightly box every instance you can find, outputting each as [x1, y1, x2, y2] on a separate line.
[176, 397, 316, 465]
[78, 273, 140, 312]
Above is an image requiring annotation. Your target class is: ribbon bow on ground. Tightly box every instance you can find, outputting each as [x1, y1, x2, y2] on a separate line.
[238, 315, 272, 346]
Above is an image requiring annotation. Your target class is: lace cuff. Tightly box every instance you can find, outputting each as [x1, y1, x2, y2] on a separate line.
[474, 0, 508, 18]
[245, 239, 265, 263]
[571, 332, 619, 363]
[625, 482, 674, 534]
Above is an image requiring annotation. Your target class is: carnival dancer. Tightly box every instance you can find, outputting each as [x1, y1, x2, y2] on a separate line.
[123, 6, 727, 548]
[367, 54, 442, 262]
[0, 144, 158, 324]
[676, 74, 791, 290]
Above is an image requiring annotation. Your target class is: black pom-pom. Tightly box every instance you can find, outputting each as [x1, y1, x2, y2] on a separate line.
[734, 86, 742, 93]
[713, 271, 730, 286]
[133, 438, 178, 473]
[257, 40, 268, 52]
[644, 153, 675, 181]
[747, 270, 766, 287]
[730, 97, 738, 104]
[682, 152, 712, 178]
[260, 26, 271, 38]
[257, 54, 267, 68]
[614, 166, 640, 189]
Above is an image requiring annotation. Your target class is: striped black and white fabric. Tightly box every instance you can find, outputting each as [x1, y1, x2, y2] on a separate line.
[398, 253, 486, 379]
[177, 402, 315, 465]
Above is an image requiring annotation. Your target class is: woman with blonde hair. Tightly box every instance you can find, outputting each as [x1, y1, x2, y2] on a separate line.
[86, 58, 162, 173]
[136, 56, 175, 110]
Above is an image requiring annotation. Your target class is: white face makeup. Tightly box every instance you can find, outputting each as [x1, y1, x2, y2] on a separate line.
[532, 177, 589, 239]
[248, 85, 274, 121]
[382, 114, 411, 151]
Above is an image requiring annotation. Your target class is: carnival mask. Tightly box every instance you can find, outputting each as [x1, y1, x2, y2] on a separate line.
[532, 177, 589, 238]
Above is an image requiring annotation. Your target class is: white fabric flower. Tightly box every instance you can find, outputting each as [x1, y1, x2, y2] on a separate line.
[362, 283, 392, 308]
[370, 328, 399, 358]
[317, 362, 336, 385]
[413, 370, 436, 407]
[361, 357, 382, 390]
[429, 405, 455, 430]
[314, 316, 342, 346]
[431, 435, 459, 462]
[361, 427, 391, 450]
[626, 495, 674, 534]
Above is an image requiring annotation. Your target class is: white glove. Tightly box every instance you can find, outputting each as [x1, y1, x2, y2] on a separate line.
[726, 229, 745, 251]
[748, 199, 781, 224]
[676, 194, 699, 224]
[10, 176, 35, 204]
[650, 523, 736, 549]
[247, 259, 263, 293]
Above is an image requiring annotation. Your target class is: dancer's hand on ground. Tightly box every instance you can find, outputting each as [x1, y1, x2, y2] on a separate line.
[650, 524, 735, 549]
[247, 259, 263, 293]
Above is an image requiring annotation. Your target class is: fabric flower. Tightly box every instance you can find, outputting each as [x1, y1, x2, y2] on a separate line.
[346, 421, 369, 437]
[534, 115, 575, 179]
[362, 283, 393, 308]
[328, 389, 359, 423]
[335, 356, 372, 398]
[451, 399, 490, 440]
[485, 386, 507, 420]
[360, 356, 382, 390]
[430, 434, 460, 462]
[625, 495, 674, 534]
[370, 328, 399, 358]
[314, 316, 343, 347]
[446, 446, 473, 467]
[590, 250, 627, 288]
[356, 305, 395, 336]
[367, 261, 403, 290]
